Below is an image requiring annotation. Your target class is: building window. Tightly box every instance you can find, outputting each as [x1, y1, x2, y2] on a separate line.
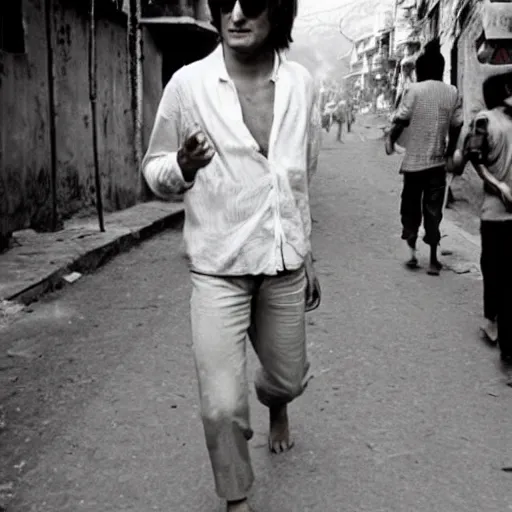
[0, 0, 25, 54]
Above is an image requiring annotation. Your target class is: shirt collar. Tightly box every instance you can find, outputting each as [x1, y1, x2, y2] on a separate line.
[213, 44, 283, 83]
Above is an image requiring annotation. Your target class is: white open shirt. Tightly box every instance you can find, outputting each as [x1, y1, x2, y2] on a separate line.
[142, 45, 321, 276]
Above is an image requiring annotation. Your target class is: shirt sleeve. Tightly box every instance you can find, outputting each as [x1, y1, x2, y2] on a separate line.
[392, 85, 415, 124]
[141, 77, 195, 199]
[451, 91, 464, 128]
[301, 84, 322, 254]
[307, 86, 322, 184]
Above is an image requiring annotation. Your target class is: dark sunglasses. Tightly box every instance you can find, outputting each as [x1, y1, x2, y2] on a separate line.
[216, 0, 268, 18]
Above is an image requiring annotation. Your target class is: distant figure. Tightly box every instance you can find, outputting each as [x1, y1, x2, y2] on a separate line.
[332, 100, 347, 142]
[385, 39, 463, 276]
[462, 71, 512, 367]
[322, 99, 337, 132]
[346, 100, 355, 132]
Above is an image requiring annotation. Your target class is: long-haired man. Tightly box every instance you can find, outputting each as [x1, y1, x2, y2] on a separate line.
[142, 1, 322, 510]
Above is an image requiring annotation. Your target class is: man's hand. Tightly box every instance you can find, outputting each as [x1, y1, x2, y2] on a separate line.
[177, 127, 216, 182]
[446, 148, 465, 175]
[384, 135, 395, 156]
[304, 252, 321, 312]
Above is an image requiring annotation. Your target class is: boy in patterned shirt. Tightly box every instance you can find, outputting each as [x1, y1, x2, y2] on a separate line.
[385, 39, 463, 275]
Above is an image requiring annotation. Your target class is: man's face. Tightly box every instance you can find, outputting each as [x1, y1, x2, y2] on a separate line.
[219, 0, 271, 54]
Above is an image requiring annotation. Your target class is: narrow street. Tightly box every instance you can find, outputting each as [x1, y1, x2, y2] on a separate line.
[1, 126, 511, 512]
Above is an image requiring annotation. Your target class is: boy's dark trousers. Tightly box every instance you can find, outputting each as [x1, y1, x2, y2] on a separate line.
[480, 220, 512, 358]
[400, 167, 446, 248]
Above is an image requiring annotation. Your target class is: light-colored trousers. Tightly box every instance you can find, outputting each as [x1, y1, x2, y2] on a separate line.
[190, 267, 311, 501]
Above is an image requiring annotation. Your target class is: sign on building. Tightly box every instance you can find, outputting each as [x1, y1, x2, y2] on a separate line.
[482, 0, 512, 40]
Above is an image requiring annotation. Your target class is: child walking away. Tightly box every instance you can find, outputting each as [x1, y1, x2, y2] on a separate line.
[385, 39, 464, 275]
[462, 71, 512, 368]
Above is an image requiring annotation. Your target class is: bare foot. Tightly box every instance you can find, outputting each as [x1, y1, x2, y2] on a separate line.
[269, 405, 294, 453]
[404, 245, 418, 269]
[227, 499, 252, 512]
[481, 319, 498, 344]
[405, 256, 419, 269]
[427, 261, 442, 276]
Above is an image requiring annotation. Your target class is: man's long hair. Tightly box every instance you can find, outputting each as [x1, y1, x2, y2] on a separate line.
[415, 38, 445, 82]
[207, 0, 298, 51]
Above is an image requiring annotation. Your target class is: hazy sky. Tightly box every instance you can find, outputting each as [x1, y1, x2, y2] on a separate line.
[298, 0, 354, 19]
[295, 0, 392, 35]
[295, 0, 364, 31]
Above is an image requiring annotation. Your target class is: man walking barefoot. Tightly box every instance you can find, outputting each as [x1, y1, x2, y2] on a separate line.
[385, 39, 463, 275]
[142, 1, 321, 510]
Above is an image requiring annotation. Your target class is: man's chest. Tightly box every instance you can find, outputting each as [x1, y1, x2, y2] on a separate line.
[234, 81, 275, 157]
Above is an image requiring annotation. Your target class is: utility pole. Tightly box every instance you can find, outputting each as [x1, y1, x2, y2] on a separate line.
[44, 0, 59, 231]
[128, 0, 143, 195]
[88, 0, 105, 232]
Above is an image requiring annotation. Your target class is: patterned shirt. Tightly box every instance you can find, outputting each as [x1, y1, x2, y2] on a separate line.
[393, 80, 463, 172]
[142, 45, 322, 276]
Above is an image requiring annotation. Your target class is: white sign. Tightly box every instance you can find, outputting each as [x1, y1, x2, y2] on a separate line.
[482, 1, 512, 40]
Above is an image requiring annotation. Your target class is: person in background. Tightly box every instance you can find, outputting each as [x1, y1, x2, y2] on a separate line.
[141, 1, 322, 510]
[385, 39, 463, 276]
[462, 71, 512, 368]
[346, 99, 355, 132]
[322, 98, 337, 132]
[333, 99, 347, 142]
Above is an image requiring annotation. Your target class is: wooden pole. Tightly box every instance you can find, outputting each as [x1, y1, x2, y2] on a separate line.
[44, 0, 59, 231]
[128, 0, 143, 194]
[88, 0, 105, 232]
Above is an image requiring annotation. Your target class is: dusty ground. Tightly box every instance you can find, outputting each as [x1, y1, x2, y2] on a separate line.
[0, 125, 511, 512]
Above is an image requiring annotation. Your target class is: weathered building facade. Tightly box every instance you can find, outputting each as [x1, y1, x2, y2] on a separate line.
[414, 0, 512, 208]
[0, 0, 217, 246]
[416, 0, 512, 125]
[393, 0, 422, 59]
[344, 3, 397, 108]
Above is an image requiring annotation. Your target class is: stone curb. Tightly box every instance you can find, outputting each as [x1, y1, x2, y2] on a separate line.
[0, 201, 184, 306]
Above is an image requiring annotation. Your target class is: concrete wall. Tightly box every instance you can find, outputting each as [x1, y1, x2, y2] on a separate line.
[142, 28, 163, 153]
[51, 2, 137, 220]
[0, 0, 143, 236]
[141, 27, 163, 200]
[451, 4, 485, 212]
[0, 0, 53, 235]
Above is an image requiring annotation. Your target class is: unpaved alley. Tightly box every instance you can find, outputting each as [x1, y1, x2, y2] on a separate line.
[1, 127, 511, 512]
